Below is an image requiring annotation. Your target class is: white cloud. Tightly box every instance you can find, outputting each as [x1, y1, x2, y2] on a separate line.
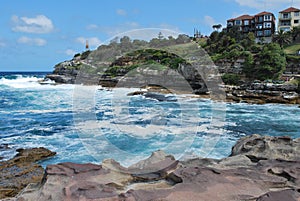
[17, 36, 47, 46]
[235, 0, 300, 10]
[76, 37, 101, 48]
[204, 15, 216, 27]
[86, 22, 140, 37]
[65, 49, 77, 56]
[12, 15, 54, 34]
[116, 9, 127, 16]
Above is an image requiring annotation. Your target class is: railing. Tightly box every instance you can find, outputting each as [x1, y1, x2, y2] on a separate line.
[279, 14, 291, 19]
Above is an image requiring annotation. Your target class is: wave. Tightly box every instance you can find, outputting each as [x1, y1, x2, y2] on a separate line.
[0, 76, 43, 88]
[0, 74, 74, 89]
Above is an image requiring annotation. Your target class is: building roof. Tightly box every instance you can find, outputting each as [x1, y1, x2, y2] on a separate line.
[255, 11, 274, 16]
[227, 14, 253, 22]
[235, 14, 254, 20]
[280, 7, 300, 13]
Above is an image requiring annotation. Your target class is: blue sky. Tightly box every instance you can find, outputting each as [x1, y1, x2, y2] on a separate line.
[0, 0, 299, 71]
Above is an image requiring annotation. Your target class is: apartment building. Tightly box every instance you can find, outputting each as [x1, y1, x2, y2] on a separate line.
[226, 11, 276, 43]
[254, 11, 276, 42]
[227, 15, 255, 33]
[278, 7, 300, 32]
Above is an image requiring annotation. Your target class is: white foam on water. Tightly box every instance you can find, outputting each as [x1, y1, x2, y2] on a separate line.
[0, 75, 75, 90]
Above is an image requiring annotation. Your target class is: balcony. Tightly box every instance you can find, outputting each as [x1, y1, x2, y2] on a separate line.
[279, 14, 291, 20]
[279, 22, 291, 26]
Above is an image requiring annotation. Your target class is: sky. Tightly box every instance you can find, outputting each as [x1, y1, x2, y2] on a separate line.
[0, 0, 299, 71]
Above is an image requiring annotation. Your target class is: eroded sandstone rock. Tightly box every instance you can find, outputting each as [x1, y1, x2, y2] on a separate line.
[0, 147, 56, 199]
[2, 135, 300, 201]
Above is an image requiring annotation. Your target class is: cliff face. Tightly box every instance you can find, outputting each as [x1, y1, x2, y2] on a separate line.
[45, 48, 210, 94]
[45, 42, 300, 103]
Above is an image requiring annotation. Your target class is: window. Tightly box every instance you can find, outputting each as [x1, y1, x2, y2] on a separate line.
[294, 20, 299, 24]
[283, 13, 290, 19]
[281, 21, 291, 26]
[244, 20, 249, 26]
[258, 16, 263, 22]
[295, 12, 300, 16]
[256, 24, 263, 29]
[264, 30, 272, 36]
[280, 27, 291, 32]
[257, 31, 263, 36]
[227, 22, 233, 27]
[264, 15, 271, 21]
[264, 22, 272, 28]
[235, 20, 241, 25]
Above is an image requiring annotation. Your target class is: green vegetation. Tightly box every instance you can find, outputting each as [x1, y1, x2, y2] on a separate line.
[55, 28, 300, 85]
[105, 49, 188, 77]
[203, 26, 291, 82]
[272, 30, 292, 48]
[284, 43, 300, 55]
[221, 73, 241, 85]
[248, 43, 286, 80]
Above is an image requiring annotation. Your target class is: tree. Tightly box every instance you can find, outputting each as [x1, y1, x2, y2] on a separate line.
[255, 43, 286, 80]
[243, 43, 286, 80]
[158, 32, 164, 40]
[291, 26, 300, 42]
[272, 30, 292, 47]
[175, 34, 190, 44]
[208, 31, 219, 44]
[241, 32, 255, 50]
[212, 24, 222, 32]
[120, 36, 132, 50]
[227, 25, 243, 42]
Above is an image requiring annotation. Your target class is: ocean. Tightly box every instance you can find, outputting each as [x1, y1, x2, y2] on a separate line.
[0, 72, 300, 167]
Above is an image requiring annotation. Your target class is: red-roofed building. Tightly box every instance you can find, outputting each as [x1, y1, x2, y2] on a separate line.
[278, 7, 300, 32]
[226, 11, 275, 43]
[227, 15, 255, 33]
[254, 11, 276, 42]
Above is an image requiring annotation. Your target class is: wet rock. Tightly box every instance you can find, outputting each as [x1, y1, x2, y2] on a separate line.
[0, 147, 56, 199]
[257, 189, 300, 201]
[143, 92, 177, 102]
[230, 134, 300, 161]
[8, 150, 178, 201]
[45, 74, 74, 84]
[4, 135, 300, 201]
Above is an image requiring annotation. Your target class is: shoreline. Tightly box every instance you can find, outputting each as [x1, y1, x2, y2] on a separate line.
[44, 79, 300, 105]
[1, 134, 299, 200]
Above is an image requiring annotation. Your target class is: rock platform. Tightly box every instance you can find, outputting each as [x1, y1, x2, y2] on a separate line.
[1, 135, 300, 201]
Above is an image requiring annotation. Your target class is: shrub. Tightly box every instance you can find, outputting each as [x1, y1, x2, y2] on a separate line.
[222, 73, 241, 85]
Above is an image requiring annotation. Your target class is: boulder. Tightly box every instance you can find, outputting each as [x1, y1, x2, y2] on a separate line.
[0, 147, 56, 199]
[230, 134, 300, 161]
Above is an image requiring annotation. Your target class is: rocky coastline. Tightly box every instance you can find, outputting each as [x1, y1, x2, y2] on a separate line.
[45, 67, 300, 104]
[1, 134, 299, 201]
[44, 43, 300, 105]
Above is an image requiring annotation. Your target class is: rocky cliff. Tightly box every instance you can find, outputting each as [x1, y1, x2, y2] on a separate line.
[45, 42, 300, 103]
[1, 134, 300, 201]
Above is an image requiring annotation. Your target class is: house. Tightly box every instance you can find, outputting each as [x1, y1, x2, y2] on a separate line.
[278, 7, 300, 32]
[226, 11, 276, 43]
[227, 15, 255, 33]
[254, 11, 276, 43]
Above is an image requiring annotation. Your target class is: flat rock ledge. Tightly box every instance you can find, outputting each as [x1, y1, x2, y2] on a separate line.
[1, 134, 300, 201]
[0, 147, 56, 199]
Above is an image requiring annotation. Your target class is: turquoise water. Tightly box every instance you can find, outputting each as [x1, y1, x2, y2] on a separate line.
[0, 72, 299, 167]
